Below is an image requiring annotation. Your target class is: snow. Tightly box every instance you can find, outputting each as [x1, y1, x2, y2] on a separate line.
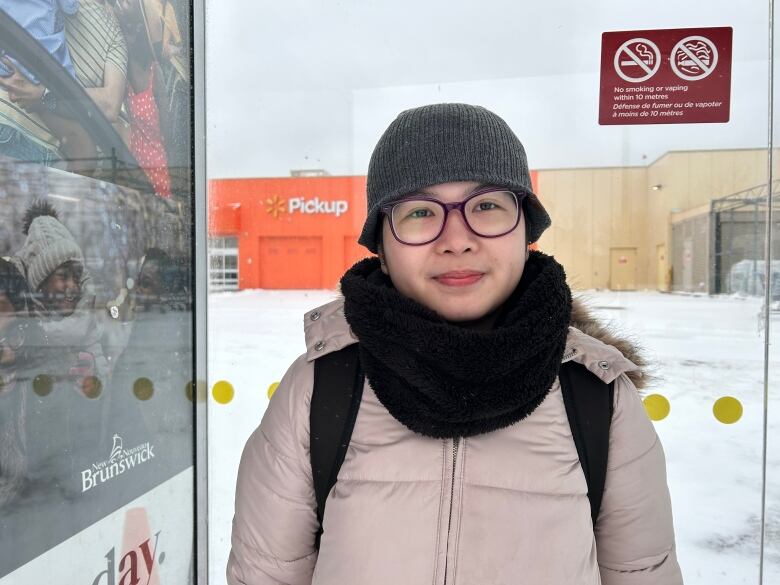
[208, 289, 780, 584]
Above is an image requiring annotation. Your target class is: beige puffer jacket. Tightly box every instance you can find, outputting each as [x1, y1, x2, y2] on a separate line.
[227, 298, 683, 585]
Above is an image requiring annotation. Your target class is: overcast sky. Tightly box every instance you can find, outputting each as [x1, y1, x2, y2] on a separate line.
[206, 0, 774, 179]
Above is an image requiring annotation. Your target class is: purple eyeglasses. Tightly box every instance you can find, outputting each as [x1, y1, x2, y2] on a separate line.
[381, 187, 527, 246]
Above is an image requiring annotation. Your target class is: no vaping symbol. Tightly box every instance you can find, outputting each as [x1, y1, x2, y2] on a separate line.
[670, 36, 718, 81]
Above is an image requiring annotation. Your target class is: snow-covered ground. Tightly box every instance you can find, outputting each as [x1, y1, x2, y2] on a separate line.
[208, 289, 780, 585]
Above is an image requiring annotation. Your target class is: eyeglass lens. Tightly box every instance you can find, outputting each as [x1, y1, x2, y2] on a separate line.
[390, 190, 519, 244]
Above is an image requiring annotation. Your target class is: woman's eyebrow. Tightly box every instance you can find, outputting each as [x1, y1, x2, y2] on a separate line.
[472, 183, 501, 191]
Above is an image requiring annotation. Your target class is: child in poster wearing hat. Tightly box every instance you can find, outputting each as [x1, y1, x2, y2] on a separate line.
[228, 104, 683, 585]
[13, 201, 108, 394]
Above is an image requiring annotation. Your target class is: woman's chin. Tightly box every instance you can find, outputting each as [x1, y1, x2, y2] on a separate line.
[433, 304, 494, 323]
[51, 302, 77, 317]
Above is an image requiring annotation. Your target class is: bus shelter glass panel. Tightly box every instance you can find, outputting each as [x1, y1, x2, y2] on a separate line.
[206, 1, 777, 584]
[0, 1, 195, 583]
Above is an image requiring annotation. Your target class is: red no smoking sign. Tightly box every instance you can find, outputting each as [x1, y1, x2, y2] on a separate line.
[599, 27, 732, 125]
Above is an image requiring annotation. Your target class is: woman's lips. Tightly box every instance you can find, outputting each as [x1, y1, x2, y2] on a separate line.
[433, 271, 485, 287]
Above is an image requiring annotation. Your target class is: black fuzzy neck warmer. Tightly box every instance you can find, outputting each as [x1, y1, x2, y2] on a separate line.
[340, 251, 572, 439]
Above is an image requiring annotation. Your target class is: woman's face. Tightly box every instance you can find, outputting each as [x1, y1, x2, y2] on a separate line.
[39, 261, 83, 316]
[109, 0, 144, 38]
[380, 181, 527, 322]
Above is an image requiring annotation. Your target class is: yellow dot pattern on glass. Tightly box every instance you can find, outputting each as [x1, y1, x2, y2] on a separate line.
[81, 376, 102, 399]
[185, 380, 208, 403]
[268, 382, 280, 400]
[212, 380, 234, 404]
[643, 394, 670, 421]
[133, 378, 154, 401]
[174, 379, 750, 426]
[713, 396, 743, 424]
[32, 374, 54, 397]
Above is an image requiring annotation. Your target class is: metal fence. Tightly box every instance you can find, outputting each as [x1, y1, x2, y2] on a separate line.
[672, 180, 780, 296]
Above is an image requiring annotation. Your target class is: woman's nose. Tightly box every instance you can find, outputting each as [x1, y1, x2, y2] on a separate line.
[65, 277, 80, 293]
[435, 208, 477, 254]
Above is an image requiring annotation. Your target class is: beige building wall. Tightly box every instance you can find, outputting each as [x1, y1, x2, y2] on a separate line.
[536, 167, 648, 290]
[643, 148, 768, 290]
[535, 148, 769, 291]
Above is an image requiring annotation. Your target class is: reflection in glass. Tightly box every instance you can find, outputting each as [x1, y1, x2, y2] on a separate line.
[0, 0, 194, 581]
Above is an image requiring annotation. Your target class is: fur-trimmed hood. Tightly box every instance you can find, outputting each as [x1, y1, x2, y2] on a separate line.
[569, 296, 648, 390]
[302, 296, 648, 391]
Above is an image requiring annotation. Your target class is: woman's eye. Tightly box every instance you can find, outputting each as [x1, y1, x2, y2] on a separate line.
[409, 208, 432, 219]
[475, 201, 498, 211]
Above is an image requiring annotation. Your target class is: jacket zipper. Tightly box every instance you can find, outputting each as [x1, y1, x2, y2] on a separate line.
[561, 347, 577, 362]
[442, 437, 460, 585]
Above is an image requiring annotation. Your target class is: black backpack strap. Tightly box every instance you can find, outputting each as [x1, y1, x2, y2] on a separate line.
[310, 343, 364, 550]
[558, 360, 615, 527]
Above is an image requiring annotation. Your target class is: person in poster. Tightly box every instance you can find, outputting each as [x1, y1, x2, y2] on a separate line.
[13, 201, 108, 394]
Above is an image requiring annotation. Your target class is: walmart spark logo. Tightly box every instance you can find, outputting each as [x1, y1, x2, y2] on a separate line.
[265, 195, 287, 219]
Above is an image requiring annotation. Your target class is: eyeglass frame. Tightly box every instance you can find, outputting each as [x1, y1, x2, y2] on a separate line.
[380, 187, 528, 246]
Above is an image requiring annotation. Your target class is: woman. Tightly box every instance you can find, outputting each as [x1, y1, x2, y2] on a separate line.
[227, 103, 683, 585]
[109, 0, 172, 197]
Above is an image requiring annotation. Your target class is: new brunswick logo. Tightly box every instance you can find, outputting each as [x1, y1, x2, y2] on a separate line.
[81, 434, 155, 492]
[109, 434, 123, 463]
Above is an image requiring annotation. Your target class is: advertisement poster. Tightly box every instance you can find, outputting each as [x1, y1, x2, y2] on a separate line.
[0, 160, 194, 580]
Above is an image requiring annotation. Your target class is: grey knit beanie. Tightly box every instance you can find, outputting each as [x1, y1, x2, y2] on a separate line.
[16, 212, 84, 292]
[359, 103, 551, 253]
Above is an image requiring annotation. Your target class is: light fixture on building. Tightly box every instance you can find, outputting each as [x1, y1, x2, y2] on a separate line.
[290, 169, 331, 177]
[650, 184, 663, 191]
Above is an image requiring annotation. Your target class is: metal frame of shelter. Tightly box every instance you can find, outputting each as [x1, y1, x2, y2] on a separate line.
[710, 179, 780, 295]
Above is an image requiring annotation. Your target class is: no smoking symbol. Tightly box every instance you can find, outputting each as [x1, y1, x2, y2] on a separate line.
[671, 35, 718, 81]
[614, 38, 661, 83]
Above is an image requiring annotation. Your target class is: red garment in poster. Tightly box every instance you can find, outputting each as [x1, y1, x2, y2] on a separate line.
[128, 65, 171, 198]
